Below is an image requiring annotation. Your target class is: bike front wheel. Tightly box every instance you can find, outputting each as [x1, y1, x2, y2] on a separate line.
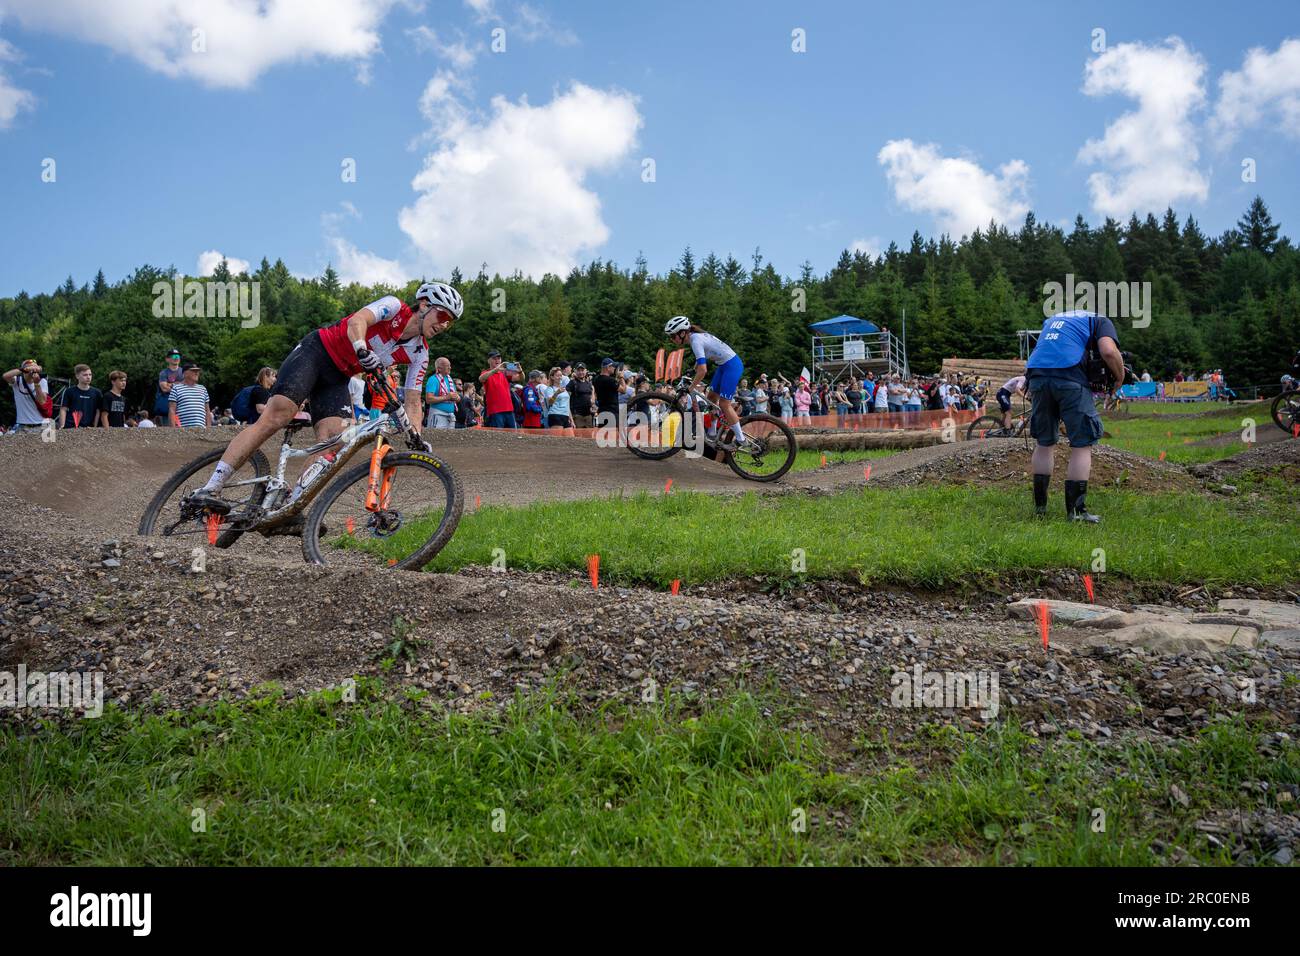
[1271, 392, 1300, 434]
[966, 415, 1008, 440]
[301, 450, 463, 569]
[728, 414, 798, 481]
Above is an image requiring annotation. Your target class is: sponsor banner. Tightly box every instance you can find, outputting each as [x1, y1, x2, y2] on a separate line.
[1165, 381, 1209, 399]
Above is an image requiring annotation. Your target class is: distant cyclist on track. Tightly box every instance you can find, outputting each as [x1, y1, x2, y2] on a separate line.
[664, 315, 753, 451]
[186, 281, 463, 513]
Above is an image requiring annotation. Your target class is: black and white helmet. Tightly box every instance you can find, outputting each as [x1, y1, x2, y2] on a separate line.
[416, 281, 463, 319]
[664, 315, 691, 336]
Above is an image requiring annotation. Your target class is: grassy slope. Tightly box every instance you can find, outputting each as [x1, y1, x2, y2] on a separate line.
[4, 687, 1295, 866]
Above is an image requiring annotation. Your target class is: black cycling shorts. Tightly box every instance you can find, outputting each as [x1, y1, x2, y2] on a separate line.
[996, 387, 1013, 412]
[271, 331, 353, 425]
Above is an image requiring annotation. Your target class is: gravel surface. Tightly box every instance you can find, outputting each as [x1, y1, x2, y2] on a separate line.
[2, 428, 1296, 779]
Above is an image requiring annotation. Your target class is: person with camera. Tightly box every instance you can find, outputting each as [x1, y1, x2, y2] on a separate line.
[479, 350, 521, 429]
[4, 359, 51, 432]
[1025, 309, 1126, 522]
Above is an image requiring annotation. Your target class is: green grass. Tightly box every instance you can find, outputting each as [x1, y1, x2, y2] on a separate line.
[4, 686, 1294, 865]
[375, 482, 1299, 589]
[1100, 400, 1272, 464]
[790, 447, 897, 473]
[1122, 401, 1231, 416]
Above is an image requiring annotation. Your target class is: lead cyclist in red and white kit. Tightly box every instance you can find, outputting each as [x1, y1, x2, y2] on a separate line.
[186, 281, 463, 513]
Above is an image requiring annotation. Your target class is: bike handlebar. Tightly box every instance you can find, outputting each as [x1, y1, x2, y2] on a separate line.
[364, 369, 431, 452]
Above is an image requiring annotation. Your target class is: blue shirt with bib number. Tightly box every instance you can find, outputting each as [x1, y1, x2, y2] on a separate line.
[1026, 310, 1118, 387]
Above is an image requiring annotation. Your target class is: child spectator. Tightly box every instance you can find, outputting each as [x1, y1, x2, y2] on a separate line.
[99, 370, 129, 427]
[59, 364, 102, 428]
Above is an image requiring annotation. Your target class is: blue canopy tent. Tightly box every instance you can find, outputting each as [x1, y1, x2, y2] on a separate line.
[809, 315, 880, 337]
[810, 315, 904, 382]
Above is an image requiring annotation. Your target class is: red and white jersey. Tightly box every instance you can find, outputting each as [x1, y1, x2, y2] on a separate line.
[318, 296, 429, 392]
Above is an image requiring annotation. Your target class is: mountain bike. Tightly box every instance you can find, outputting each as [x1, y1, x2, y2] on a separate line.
[138, 371, 463, 569]
[1095, 390, 1125, 414]
[1272, 382, 1300, 435]
[966, 404, 1069, 442]
[622, 378, 798, 481]
[967, 409, 1030, 441]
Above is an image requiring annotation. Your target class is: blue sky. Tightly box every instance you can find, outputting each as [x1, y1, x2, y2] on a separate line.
[1, 0, 1298, 296]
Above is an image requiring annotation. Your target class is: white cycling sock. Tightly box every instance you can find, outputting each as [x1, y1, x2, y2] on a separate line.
[731, 422, 745, 442]
[202, 461, 233, 493]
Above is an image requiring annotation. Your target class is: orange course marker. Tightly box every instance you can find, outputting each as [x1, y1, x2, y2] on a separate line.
[1082, 573, 1095, 603]
[820, 453, 827, 468]
[346, 517, 355, 535]
[587, 553, 600, 589]
[863, 464, 872, 481]
[474, 494, 481, 510]
[1036, 601, 1051, 649]
[206, 513, 221, 546]
[664, 478, 673, 494]
[671, 579, 680, 596]
[1159, 451, 1167, 461]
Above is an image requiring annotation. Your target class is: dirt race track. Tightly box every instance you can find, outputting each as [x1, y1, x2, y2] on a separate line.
[2, 424, 1299, 807]
[2, 424, 997, 534]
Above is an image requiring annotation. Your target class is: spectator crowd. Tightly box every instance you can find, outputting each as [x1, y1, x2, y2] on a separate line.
[3, 343, 999, 436]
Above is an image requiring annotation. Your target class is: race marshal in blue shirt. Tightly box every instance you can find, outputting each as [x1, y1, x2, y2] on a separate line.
[1025, 310, 1125, 523]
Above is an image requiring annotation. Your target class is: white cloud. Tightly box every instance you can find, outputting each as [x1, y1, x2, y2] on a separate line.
[398, 81, 641, 278]
[877, 139, 1030, 237]
[407, 25, 478, 69]
[0, 37, 36, 129]
[460, 1, 576, 45]
[850, 237, 883, 259]
[2, 0, 401, 89]
[327, 237, 406, 287]
[1211, 37, 1300, 145]
[197, 250, 250, 276]
[1078, 37, 1209, 219]
[319, 204, 405, 286]
[515, 3, 577, 46]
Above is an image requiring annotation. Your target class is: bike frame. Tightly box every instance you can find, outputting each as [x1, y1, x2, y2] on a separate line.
[220, 373, 412, 530]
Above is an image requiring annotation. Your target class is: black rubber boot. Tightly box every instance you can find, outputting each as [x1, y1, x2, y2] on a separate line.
[1033, 473, 1050, 517]
[1065, 479, 1100, 523]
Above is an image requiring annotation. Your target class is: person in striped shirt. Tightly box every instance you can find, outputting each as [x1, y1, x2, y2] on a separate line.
[168, 363, 212, 428]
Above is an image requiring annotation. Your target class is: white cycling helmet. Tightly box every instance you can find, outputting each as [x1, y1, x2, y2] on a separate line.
[416, 281, 463, 319]
[664, 315, 691, 336]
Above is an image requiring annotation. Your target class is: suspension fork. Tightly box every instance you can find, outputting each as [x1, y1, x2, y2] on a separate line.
[365, 433, 396, 511]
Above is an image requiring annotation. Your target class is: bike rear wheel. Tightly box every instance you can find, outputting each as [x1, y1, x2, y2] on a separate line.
[138, 446, 270, 548]
[301, 450, 463, 569]
[728, 413, 798, 481]
[624, 391, 685, 460]
[1272, 392, 1300, 434]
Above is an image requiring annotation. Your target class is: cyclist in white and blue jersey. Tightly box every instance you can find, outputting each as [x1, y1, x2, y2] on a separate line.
[664, 315, 750, 449]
